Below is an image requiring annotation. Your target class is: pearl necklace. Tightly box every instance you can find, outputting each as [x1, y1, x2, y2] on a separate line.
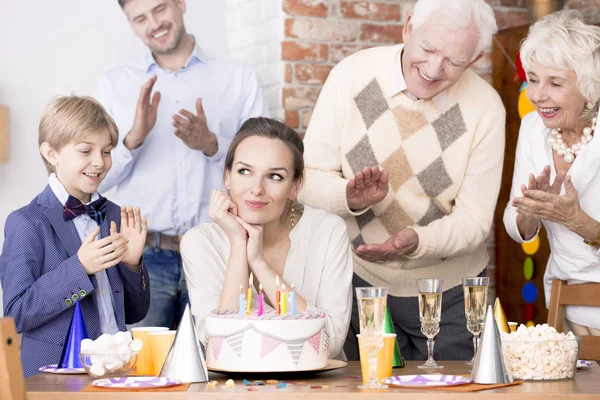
[547, 114, 597, 164]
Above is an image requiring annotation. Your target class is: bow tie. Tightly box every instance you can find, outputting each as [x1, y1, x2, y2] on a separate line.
[63, 195, 107, 225]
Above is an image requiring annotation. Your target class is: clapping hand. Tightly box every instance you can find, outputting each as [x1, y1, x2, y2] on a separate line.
[77, 227, 128, 275]
[520, 165, 566, 197]
[346, 166, 389, 211]
[115, 206, 148, 270]
[173, 98, 217, 156]
[356, 228, 419, 262]
[513, 175, 583, 230]
[125, 75, 161, 150]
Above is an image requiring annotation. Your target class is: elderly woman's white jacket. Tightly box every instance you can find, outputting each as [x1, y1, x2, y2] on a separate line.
[503, 111, 600, 329]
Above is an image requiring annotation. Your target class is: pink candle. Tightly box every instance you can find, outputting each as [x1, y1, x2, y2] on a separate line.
[258, 284, 264, 316]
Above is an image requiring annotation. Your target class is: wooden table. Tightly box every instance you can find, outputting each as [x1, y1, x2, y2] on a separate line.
[26, 361, 600, 399]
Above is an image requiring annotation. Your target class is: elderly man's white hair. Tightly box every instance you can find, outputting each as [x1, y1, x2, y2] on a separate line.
[520, 9, 600, 121]
[411, 0, 497, 59]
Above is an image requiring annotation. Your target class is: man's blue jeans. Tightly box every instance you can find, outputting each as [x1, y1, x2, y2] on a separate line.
[130, 247, 189, 328]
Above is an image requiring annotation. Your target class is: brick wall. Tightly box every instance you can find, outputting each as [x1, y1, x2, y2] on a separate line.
[282, 0, 530, 135]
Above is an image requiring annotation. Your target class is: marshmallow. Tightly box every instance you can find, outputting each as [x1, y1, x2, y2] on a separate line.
[129, 338, 143, 352]
[89, 364, 106, 377]
[82, 331, 140, 375]
[80, 338, 94, 353]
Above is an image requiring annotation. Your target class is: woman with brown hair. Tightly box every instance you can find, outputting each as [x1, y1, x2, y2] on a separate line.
[181, 118, 353, 358]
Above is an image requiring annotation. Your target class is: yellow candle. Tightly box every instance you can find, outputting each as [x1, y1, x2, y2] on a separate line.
[276, 275, 281, 315]
[246, 273, 253, 316]
[281, 283, 287, 315]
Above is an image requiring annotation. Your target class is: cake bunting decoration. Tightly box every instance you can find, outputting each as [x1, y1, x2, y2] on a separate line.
[306, 330, 322, 354]
[260, 335, 283, 359]
[225, 331, 244, 358]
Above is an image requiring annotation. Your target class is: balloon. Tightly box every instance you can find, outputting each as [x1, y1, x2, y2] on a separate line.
[518, 88, 536, 119]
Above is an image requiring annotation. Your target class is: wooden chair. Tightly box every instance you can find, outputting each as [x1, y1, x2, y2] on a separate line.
[547, 280, 600, 360]
[0, 317, 26, 400]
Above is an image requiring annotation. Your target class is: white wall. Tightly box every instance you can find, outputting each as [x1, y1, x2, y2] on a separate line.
[224, 0, 284, 118]
[0, 0, 233, 315]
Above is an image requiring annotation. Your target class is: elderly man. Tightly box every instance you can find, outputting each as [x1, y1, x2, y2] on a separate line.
[299, 0, 505, 361]
[96, 0, 269, 328]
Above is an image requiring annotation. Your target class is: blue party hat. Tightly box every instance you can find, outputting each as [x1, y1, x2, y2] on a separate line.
[58, 300, 89, 368]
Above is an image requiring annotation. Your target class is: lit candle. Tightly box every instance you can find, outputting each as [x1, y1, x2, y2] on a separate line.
[239, 285, 245, 316]
[258, 284, 264, 316]
[290, 283, 296, 316]
[276, 275, 281, 315]
[246, 273, 253, 316]
[281, 283, 287, 315]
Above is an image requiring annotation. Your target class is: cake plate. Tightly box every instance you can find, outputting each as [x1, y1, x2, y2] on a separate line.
[208, 359, 347, 379]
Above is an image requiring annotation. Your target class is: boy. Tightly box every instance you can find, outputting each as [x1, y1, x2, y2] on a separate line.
[0, 96, 150, 377]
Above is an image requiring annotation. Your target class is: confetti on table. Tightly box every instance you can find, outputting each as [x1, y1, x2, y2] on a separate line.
[207, 381, 218, 386]
[225, 379, 235, 388]
[347, 375, 360, 379]
[266, 380, 279, 385]
[310, 385, 328, 389]
[246, 387, 259, 391]
[276, 382, 288, 388]
[253, 380, 265, 385]
[243, 379, 254, 386]
[335, 385, 348, 388]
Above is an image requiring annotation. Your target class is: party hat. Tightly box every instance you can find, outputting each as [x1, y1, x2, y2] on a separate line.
[493, 298, 510, 333]
[384, 306, 404, 367]
[58, 300, 89, 368]
[471, 305, 513, 384]
[160, 304, 208, 383]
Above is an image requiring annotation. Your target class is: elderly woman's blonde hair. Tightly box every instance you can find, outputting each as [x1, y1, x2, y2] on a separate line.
[38, 96, 119, 174]
[520, 9, 600, 122]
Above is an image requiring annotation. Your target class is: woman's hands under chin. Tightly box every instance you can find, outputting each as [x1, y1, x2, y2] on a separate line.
[234, 216, 266, 269]
[208, 189, 248, 243]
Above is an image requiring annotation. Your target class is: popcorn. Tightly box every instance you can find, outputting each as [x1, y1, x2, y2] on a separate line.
[81, 331, 142, 374]
[501, 323, 579, 380]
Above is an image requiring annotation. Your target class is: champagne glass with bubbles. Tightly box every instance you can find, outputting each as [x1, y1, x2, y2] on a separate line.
[417, 278, 443, 369]
[462, 277, 489, 364]
[356, 287, 388, 389]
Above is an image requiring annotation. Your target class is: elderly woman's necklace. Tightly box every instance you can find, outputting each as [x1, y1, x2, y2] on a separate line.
[548, 113, 597, 164]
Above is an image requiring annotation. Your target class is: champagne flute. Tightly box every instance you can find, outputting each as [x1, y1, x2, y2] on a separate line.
[417, 278, 443, 369]
[356, 287, 388, 389]
[462, 277, 489, 364]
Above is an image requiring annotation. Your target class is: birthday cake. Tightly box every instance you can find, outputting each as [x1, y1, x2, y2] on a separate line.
[205, 310, 329, 372]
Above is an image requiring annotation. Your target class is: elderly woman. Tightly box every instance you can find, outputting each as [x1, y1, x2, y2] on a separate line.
[503, 10, 600, 336]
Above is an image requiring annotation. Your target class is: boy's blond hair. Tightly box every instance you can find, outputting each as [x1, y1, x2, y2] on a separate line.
[38, 96, 119, 174]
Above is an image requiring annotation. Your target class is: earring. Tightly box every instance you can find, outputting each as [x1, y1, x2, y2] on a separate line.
[587, 101, 595, 110]
[289, 201, 296, 229]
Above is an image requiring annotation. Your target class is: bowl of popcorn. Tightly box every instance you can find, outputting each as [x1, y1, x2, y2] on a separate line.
[80, 331, 143, 378]
[501, 323, 580, 380]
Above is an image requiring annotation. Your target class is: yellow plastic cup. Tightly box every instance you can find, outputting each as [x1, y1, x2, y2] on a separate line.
[130, 327, 169, 375]
[149, 330, 177, 376]
[357, 333, 396, 384]
[508, 322, 518, 332]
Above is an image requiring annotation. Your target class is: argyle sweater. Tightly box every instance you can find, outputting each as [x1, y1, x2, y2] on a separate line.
[299, 45, 506, 297]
